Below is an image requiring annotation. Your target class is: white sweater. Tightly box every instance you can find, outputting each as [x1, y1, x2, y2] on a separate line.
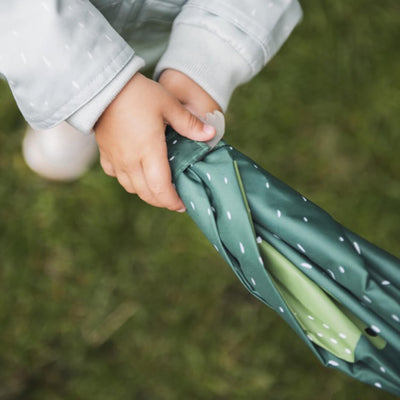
[0, 0, 303, 133]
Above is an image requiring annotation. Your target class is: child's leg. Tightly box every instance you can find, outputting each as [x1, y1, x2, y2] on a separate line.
[22, 122, 98, 181]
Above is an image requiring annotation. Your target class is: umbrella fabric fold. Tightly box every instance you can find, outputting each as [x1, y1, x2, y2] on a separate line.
[166, 127, 400, 396]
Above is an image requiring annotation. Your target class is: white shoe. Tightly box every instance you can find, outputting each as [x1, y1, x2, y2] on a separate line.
[22, 122, 98, 181]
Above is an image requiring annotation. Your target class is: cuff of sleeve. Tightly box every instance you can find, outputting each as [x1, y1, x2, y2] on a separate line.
[67, 55, 145, 134]
[154, 25, 252, 112]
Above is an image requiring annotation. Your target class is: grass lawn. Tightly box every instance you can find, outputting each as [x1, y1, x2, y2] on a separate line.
[0, 1, 399, 399]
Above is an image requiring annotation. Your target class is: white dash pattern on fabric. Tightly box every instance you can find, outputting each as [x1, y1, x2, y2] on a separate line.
[41, 1, 50, 12]
[327, 269, 336, 280]
[297, 244, 306, 253]
[72, 80, 80, 90]
[328, 360, 339, 367]
[371, 325, 381, 333]
[353, 242, 361, 254]
[20, 52, 27, 64]
[42, 55, 52, 68]
[392, 314, 400, 322]
[363, 295, 372, 304]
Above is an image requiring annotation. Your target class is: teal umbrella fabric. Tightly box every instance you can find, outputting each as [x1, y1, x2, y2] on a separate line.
[166, 127, 400, 396]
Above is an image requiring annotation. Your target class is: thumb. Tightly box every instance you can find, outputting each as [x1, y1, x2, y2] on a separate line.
[164, 99, 216, 142]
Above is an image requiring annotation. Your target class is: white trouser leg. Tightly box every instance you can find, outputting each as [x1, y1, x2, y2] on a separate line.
[22, 122, 98, 181]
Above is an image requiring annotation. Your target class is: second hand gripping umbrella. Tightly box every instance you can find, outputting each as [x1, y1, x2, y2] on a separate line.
[165, 117, 400, 396]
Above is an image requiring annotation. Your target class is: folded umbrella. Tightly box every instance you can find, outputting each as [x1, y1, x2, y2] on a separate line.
[166, 124, 400, 396]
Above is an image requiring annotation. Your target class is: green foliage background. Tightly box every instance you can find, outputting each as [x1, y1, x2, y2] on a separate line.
[0, 1, 399, 399]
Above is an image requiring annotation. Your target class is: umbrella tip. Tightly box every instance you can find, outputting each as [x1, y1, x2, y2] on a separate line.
[202, 110, 225, 149]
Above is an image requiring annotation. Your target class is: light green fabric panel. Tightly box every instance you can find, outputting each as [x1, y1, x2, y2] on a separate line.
[259, 240, 361, 362]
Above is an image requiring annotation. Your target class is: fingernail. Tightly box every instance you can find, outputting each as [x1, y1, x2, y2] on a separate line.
[177, 208, 186, 213]
[203, 124, 215, 135]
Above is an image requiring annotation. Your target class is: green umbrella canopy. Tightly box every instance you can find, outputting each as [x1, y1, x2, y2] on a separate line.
[166, 126, 400, 396]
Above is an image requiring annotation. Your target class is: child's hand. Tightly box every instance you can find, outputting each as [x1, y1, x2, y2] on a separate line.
[158, 69, 222, 121]
[94, 73, 216, 212]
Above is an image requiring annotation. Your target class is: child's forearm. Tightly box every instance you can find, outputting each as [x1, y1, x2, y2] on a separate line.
[0, 1, 140, 132]
[154, 0, 303, 112]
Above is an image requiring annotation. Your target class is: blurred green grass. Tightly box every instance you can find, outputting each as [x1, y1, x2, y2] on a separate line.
[0, 1, 399, 399]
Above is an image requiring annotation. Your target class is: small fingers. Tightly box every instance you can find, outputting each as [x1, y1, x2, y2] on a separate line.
[122, 163, 162, 208]
[163, 96, 216, 142]
[142, 144, 185, 212]
[97, 124, 185, 211]
[114, 156, 175, 210]
[100, 156, 116, 177]
[115, 172, 135, 194]
[100, 152, 137, 195]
